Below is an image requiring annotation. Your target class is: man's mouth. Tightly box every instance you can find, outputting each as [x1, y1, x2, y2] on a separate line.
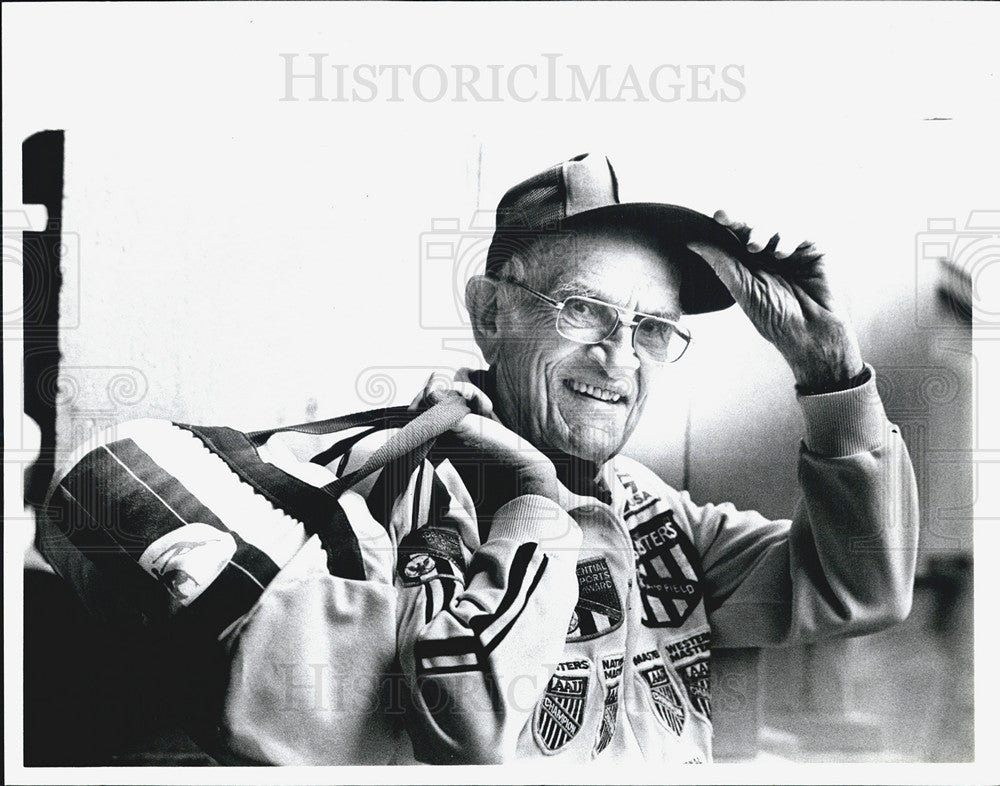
[563, 378, 627, 404]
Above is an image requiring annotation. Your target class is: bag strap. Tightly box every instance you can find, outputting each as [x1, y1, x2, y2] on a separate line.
[309, 426, 381, 467]
[244, 405, 413, 447]
[322, 393, 470, 498]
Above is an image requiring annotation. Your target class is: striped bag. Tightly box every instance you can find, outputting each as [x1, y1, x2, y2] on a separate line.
[36, 396, 469, 764]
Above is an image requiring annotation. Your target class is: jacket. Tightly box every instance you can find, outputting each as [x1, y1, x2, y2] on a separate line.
[343, 364, 918, 765]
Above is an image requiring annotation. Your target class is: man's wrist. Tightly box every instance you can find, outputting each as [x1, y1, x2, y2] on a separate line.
[795, 364, 871, 396]
[490, 495, 579, 549]
[797, 365, 886, 456]
[516, 467, 561, 503]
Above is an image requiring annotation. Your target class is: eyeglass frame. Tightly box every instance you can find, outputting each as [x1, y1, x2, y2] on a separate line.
[496, 276, 692, 364]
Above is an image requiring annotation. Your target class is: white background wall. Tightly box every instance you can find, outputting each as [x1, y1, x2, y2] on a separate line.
[4, 3, 995, 549]
[5, 3, 995, 545]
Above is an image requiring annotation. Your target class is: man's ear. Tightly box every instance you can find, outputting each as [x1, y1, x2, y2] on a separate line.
[466, 275, 503, 365]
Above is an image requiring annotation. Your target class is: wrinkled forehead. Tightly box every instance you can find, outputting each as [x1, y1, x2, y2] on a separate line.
[516, 227, 684, 315]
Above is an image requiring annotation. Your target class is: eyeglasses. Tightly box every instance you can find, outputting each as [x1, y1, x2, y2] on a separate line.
[499, 277, 692, 364]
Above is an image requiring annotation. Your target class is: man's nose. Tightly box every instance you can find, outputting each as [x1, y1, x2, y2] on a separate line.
[591, 323, 641, 371]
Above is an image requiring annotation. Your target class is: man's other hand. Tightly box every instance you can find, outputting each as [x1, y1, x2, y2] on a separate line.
[686, 210, 864, 392]
[410, 375, 566, 505]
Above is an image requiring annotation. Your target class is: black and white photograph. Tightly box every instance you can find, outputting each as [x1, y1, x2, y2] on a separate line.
[3, 2, 997, 782]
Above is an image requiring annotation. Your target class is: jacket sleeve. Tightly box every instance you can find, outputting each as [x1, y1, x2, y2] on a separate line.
[682, 367, 919, 648]
[394, 472, 582, 764]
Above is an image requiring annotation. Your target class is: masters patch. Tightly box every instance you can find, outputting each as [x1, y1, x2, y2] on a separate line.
[630, 510, 704, 628]
[634, 651, 686, 737]
[664, 631, 712, 719]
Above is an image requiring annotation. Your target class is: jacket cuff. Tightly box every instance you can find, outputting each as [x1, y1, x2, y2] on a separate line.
[797, 364, 888, 457]
[489, 495, 582, 551]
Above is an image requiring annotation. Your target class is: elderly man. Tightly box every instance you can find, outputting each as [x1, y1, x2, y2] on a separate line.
[371, 153, 918, 764]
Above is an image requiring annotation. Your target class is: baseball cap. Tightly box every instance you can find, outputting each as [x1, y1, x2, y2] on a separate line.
[485, 153, 746, 314]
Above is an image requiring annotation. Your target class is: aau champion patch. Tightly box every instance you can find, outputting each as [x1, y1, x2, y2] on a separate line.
[534, 659, 591, 754]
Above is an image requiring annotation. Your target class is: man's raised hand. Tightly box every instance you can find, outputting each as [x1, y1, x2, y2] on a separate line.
[686, 210, 864, 392]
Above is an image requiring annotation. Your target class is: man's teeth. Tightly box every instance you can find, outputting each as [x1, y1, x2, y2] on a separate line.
[567, 379, 623, 403]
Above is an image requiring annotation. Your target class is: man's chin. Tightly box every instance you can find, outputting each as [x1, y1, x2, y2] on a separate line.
[555, 426, 623, 465]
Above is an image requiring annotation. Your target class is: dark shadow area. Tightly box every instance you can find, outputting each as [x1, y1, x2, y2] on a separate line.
[23, 570, 219, 766]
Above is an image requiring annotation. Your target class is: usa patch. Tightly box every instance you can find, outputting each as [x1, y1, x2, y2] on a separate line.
[617, 470, 659, 519]
[634, 651, 686, 736]
[566, 557, 623, 642]
[534, 659, 591, 754]
[630, 510, 704, 628]
[593, 654, 624, 757]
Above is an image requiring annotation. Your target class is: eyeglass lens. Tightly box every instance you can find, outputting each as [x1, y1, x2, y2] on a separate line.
[557, 297, 687, 362]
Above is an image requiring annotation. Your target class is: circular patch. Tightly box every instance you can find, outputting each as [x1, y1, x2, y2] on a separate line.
[566, 611, 580, 636]
[403, 553, 436, 580]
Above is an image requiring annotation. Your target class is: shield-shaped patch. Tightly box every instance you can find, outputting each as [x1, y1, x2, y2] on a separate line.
[566, 557, 624, 642]
[533, 660, 591, 754]
[637, 659, 686, 736]
[663, 631, 712, 719]
[630, 510, 704, 628]
[594, 654, 624, 757]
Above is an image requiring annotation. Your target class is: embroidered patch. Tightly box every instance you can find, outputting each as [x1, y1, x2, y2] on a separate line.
[616, 470, 660, 519]
[138, 522, 236, 608]
[566, 557, 624, 642]
[594, 654, 624, 757]
[630, 510, 704, 628]
[634, 651, 686, 736]
[397, 525, 465, 585]
[534, 659, 591, 754]
[400, 525, 466, 567]
[403, 553, 436, 580]
[664, 632, 712, 719]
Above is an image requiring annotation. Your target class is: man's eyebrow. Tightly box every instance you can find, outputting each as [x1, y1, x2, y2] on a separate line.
[548, 280, 680, 320]
[549, 280, 600, 300]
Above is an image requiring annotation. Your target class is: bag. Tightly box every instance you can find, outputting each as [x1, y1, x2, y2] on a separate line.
[36, 395, 470, 764]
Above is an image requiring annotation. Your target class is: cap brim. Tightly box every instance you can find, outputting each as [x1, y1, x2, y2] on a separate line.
[561, 203, 744, 315]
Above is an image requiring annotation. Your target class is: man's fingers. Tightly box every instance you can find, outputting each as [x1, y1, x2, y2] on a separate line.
[410, 374, 494, 416]
[444, 381, 494, 416]
[712, 209, 753, 245]
[686, 241, 749, 299]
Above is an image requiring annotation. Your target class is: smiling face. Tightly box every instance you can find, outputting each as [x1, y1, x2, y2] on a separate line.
[473, 227, 683, 465]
